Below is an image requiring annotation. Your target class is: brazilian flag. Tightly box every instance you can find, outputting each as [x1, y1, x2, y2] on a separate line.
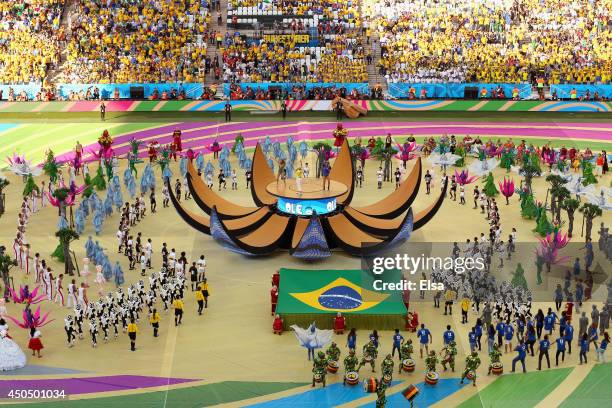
[277, 269, 406, 329]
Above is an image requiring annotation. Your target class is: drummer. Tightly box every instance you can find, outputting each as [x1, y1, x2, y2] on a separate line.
[399, 339, 414, 373]
[460, 351, 481, 386]
[425, 350, 439, 372]
[343, 350, 359, 385]
[441, 340, 458, 372]
[326, 342, 341, 363]
[312, 351, 327, 387]
[358, 340, 378, 372]
[487, 343, 502, 375]
[381, 354, 394, 378]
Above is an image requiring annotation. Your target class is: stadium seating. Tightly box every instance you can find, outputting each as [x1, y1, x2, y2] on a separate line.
[0, 0, 64, 87]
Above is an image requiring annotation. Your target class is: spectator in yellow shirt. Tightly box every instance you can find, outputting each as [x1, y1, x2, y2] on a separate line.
[127, 319, 138, 351]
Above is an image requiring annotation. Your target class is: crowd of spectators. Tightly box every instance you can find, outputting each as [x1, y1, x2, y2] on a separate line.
[1, 0, 611, 102]
[228, 0, 362, 25]
[220, 33, 368, 83]
[58, 0, 213, 83]
[0, 0, 64, 85]
[227, 83, 372, 100]
[363, 0, 611, 85]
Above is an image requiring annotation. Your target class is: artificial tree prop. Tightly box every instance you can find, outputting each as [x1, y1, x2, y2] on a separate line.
[581, 161, 598, 186]
[483, 172, 499, 197]
[51, 228, 79, 275]
[0, 177, 9, 216]
[511, 263, 528, 291]
[22, 174, 39, 198]
[520, 153, 542, 194]
[518, 188, 538, 219]
[500, 148, 515, 172]
[579, 203, 602, 241]
[0, 246, 18, 300]
[454, 144, 466, 167]
[42, 150, 60, 183]
[561, 198, 580, 238]
[534, 201, 554, 237]
[91, 165, 107, 190]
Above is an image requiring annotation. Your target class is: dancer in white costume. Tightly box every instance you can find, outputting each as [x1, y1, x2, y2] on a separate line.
[291, 322, 333, 361]
[0, 329, 27, 371]
[94, 265, 106, 296]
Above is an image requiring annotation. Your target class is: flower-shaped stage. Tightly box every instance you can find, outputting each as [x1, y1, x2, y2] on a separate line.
[168, 140, 447, 260]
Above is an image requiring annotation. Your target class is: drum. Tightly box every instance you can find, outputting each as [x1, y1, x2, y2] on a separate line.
[425, 371, 439, 385]
[402, 384, 420, 401]
[345, 371, 359, 386]
[466, 370, 476, 381]
[491, 362, 503, 375]
[314, 373, 323, 383]
[327, 361, 339, 374]
[365, 356, 373, 362]
[363, 377, 378, 393]
[382, 374, 392, 385]
[402, 358, 415, 372]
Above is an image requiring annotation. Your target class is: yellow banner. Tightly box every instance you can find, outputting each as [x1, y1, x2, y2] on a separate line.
[263, 34, 309, 44]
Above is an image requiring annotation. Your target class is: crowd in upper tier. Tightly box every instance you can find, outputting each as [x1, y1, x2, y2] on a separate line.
[0, 0, 610, 94]
[363, 0, 611, 84]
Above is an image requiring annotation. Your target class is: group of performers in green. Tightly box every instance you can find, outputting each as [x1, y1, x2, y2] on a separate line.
[311, 337, 496, 405]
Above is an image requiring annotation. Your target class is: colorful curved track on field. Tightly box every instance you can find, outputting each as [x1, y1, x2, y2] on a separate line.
[2, 364, 610, 407]
[0, 121, 609, 164]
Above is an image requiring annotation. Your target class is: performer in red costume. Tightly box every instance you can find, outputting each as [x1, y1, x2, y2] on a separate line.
[405, 311, 419, 332]
[333, 123, 348, 152]
[172, 129, 182, 161]
[271, 270, 280, 287]
[270, 285, 279, 316]
[272, 314, 283, 335]
[333, 312, 346, 334]
[148, 142, 158, 162]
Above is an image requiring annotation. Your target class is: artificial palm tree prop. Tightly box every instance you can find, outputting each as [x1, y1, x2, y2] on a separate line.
[0, 177, 9, 217]
[561, 198, 580, 238]
[579, 203, 602, 241]
[51, 228, 79, 276]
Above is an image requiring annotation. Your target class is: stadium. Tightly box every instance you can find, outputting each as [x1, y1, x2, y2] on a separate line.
[0, 0, 610, 407]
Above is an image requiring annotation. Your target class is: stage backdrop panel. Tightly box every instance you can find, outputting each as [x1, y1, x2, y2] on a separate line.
[276, 268, 406, 330]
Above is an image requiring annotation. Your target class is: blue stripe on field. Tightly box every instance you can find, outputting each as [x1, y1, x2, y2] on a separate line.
[359, 378, 466, 407]
[0, 124, 18, 133]
[247, 380, 400, 407]
[0, 365, 86, 376]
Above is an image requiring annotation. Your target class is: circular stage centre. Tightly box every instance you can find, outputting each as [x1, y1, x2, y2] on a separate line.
[265, 179, 347, 216]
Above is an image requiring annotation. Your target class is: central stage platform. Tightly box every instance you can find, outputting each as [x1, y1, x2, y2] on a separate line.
[276, 268, 407, 330]
[266, 179, 348, 216]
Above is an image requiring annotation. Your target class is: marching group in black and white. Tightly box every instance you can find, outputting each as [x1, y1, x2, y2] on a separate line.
[63, 237, 209, 351]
